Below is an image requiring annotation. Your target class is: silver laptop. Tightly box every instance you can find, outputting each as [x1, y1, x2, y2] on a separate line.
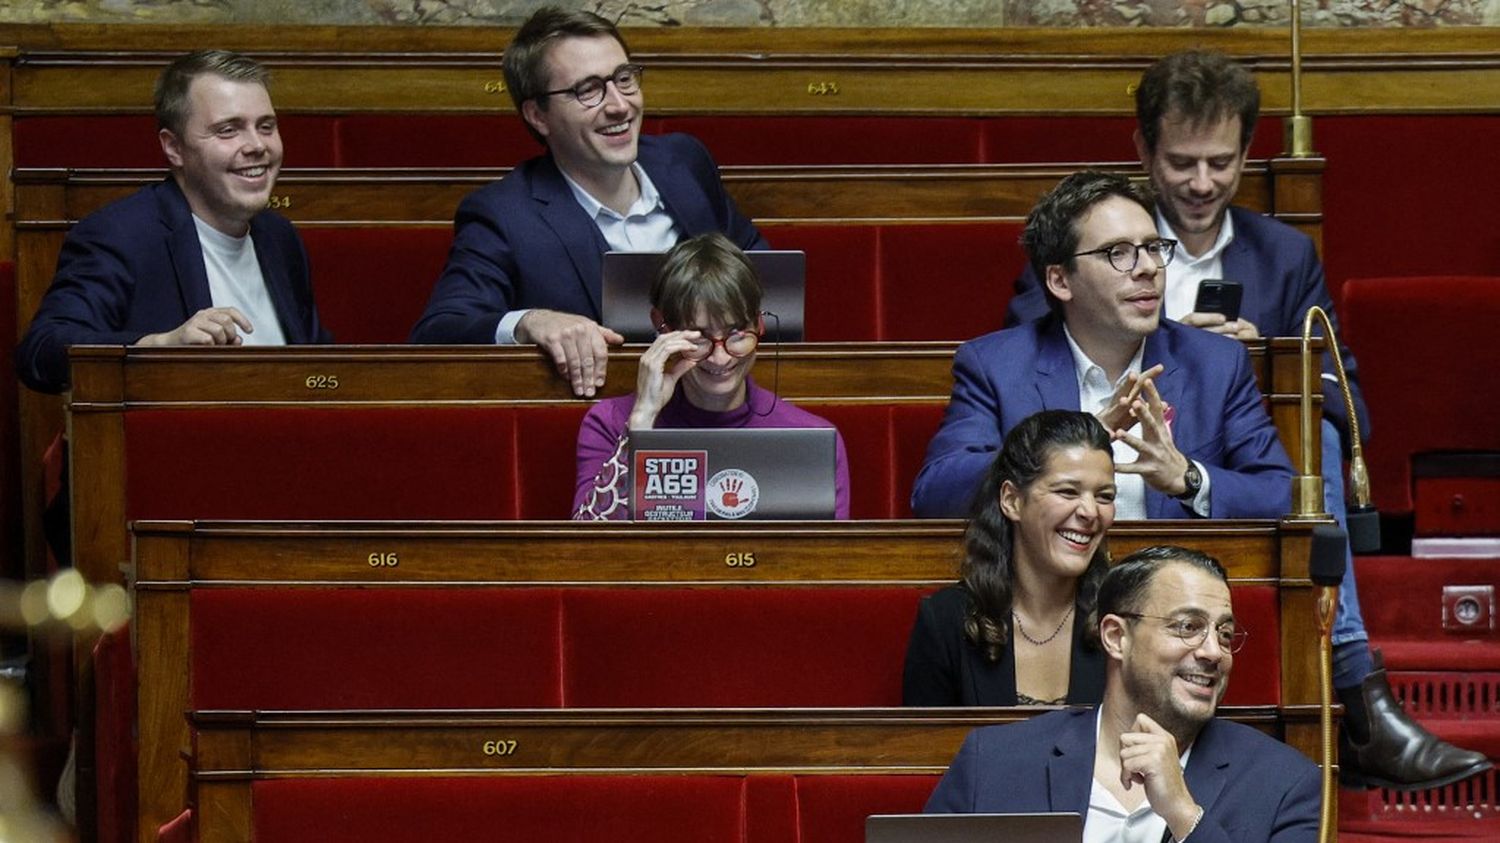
[627, 427, 835, 521]
[601, 250, 806, 342]
[866, 813, 1083, 843]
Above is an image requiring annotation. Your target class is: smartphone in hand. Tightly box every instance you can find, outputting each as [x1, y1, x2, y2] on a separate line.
[1194, 279, 1243, 322]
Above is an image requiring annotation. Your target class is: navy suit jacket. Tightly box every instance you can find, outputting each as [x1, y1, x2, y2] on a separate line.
[909, 316, 1294, 518]
[16, 177, 329, 393]
[410, 133, 768, 344]
[1007, 205, 1369, 444]
[925, 708, 1321, 843]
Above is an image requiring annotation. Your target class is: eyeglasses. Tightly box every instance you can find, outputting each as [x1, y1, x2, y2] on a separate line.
[1072, 239, 1178, 273]
[668, 326, 762, 361]
[538, 64, 644, 108]
[1116, 612, 1247, 654]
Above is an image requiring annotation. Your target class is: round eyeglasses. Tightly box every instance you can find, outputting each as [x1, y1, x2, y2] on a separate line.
[538, 64, 644, 109]
[1071, 239, 1178, 273]
[678, 327, 761, 361]
[1116, 612, 1248, 654]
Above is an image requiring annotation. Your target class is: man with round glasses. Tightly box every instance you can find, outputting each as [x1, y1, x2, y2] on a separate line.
[927, 545, 1321, 843]
[411, 6, 767, 399]
[912, 169, 1293, 524]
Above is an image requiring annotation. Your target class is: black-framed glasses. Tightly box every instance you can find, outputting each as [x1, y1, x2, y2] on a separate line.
[538, 64, 644, 108]
[1072, 239, 1177, 273]
[677, 326, 762, 361]
[1116, 612, 1247, 654]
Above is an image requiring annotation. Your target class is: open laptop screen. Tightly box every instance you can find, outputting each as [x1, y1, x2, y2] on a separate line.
[601, 250, 806, 342]
[627, 427, 836, 521]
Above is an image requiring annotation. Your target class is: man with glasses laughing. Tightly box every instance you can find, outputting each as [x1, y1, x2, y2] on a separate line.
[411, 6, 766, 398]
[911, 170, 1293, 520]
[927, 545, 1320, 843]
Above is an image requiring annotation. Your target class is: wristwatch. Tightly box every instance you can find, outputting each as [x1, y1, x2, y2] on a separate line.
[1173, 461, 1203, 501]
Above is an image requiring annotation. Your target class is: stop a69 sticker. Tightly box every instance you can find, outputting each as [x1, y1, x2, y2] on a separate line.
[706, 469, 759, 519]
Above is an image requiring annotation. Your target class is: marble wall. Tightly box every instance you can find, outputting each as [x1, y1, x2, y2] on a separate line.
[1, 0, 1496, 27]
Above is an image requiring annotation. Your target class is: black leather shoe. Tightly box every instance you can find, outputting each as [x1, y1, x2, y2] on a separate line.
[1340, 655, 1492, 791]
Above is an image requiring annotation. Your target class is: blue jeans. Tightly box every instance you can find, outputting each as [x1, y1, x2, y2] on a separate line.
[1324, 419, 1372, 687]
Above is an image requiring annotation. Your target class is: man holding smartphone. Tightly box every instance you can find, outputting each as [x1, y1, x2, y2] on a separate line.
[1007, 51, 1486, 793]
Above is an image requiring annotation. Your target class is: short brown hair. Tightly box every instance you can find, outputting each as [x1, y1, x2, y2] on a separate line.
[1020, 170, 1155, 314]
[1136, 50, 1260, 154]
[154, 50, 271, 137]
[502, 6, 629, 144]
[651, 233, 762, 331]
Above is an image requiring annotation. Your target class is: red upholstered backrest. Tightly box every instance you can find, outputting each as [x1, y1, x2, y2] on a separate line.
[298, 226, 452, 344]
[794, 775, 941, 843]
[332, 115, 539, 167]
[759, 222, 1021, 341]
[892, 404, 947, 517]
[562, 587, 929, 707]
[1340, 276, 1500, 513]
[759, 224, 881, 341]
[94, 628, 137, 843]
[514, 405, 592, 518]
[191, 587, 564, 709]
[253, 776, 752, 843]
[1221, 585, 1279, 706]
[813, 404, 895, 519]
[123, 407, 518, 520]
[12, 115, 340, 168]
[978, 115, 1285, 164]
[1319, 117, 1500, 301]
[660, 116, 987, 165]
[878, 222, 1020, 340]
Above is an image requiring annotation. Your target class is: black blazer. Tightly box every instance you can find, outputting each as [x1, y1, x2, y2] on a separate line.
[902, 584, 1105, 706]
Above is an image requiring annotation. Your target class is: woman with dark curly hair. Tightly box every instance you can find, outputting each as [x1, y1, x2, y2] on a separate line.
[903, 409, 1116, 706]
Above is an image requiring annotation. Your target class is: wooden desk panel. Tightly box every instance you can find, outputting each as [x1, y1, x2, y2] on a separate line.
[131, 518, 1327, 843]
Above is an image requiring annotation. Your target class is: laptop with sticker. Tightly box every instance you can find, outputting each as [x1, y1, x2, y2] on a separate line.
[865, 812, 1083, 843]
[627, 427, 836, 521]
[601, 250, 806, 342]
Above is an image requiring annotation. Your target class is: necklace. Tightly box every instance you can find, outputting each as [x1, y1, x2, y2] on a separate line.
[1013, 605, 1074, 646]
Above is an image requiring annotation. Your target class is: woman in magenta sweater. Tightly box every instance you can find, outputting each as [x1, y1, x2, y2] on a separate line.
[572, 232, 850, 520]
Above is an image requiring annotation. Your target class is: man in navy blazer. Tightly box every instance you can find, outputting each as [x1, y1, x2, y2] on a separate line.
[17, 50, 329, 394]
[1003, 53, 1488, 792]
[927, 546, 1321, 843]
[911, 170, 1293, 521]
[410, 8, 765, 397]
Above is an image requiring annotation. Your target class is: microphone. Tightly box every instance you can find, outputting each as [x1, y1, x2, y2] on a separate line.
[1309, 523, 1347, 587]
[1290, 306, 1381, 554]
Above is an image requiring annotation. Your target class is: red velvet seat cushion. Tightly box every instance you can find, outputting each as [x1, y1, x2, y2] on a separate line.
[659, 116, 986, 165]
[1340, 276, 1500, 513]
[299, 226, 452, 344]
[191, 587, 563, 709]
[124, 407, 517, 520]
[562, 587, 928, 707]
[253, 776, 751, 843]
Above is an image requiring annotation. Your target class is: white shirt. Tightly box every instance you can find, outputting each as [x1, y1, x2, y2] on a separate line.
[495, 162, 681, 343]
[1158, 209, 1234, 323]
[1064, 326, 1210, 518]
[1084, 710, 1196, 843]
[193, 215, 286, 346]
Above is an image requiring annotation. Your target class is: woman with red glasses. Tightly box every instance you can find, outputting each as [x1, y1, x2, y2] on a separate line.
[572, 232, 850, 520]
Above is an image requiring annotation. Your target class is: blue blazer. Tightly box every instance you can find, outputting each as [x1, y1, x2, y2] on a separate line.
[410, 133, 768, 344]
[16, 177, 329, 394]
[909, 316, 1294, 519]
[1006, 205, 1369, 444]
[925, 707, 1321, 843]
